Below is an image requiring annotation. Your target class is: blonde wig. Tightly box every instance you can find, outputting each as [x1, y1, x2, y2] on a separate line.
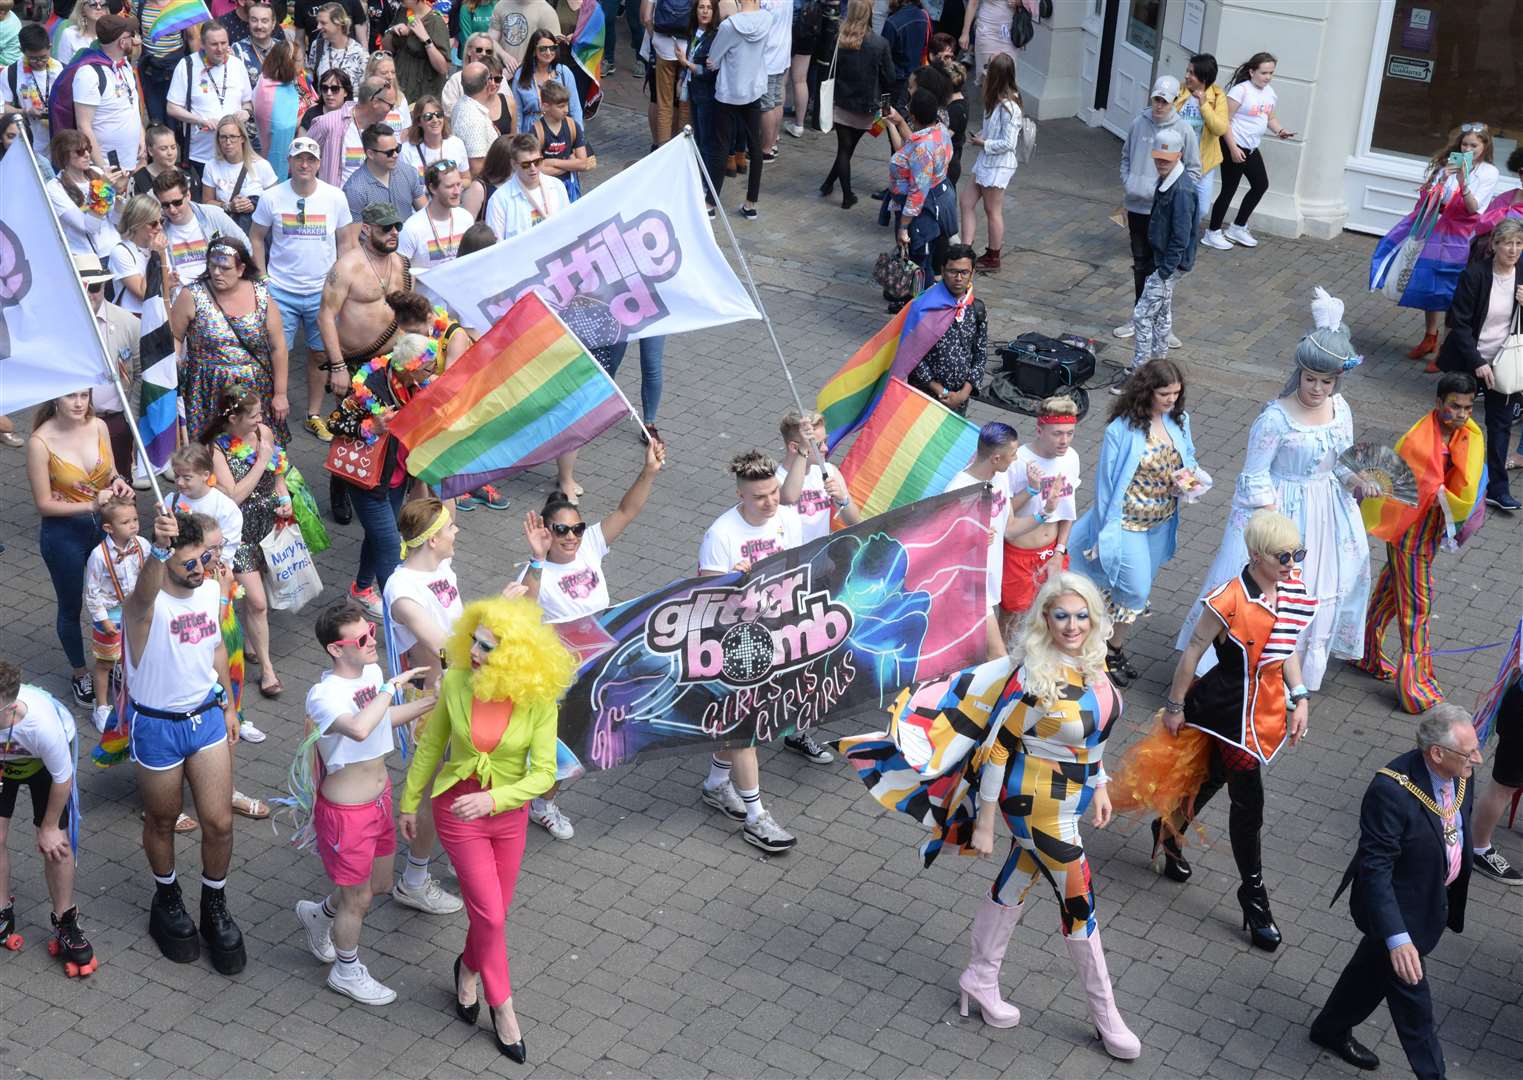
[1009, 571, 1111, 707]
[444, 597, 577, 706]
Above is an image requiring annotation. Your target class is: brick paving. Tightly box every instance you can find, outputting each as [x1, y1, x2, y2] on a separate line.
[0, 75, 1520, 1080]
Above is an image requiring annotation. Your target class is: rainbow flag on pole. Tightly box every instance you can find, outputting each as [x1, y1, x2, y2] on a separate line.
[838, 379, 979, 519]
[389, 292, 632, 498]
[146, 0, 213, 40]
[816, 283, 968, 454]
[569, 0, 605, 119]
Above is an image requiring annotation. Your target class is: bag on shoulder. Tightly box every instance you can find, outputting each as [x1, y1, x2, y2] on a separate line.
[1016, 112, 1038, 164]
[1494, 307, 1523, 396]
[653, 0, 693, 35]
[46, 48, 111, 133]
[1010, 5, 1034, 47]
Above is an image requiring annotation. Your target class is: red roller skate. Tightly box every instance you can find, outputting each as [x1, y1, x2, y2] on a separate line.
[1, 899, 22, 951]
[48, 907, 97, 976]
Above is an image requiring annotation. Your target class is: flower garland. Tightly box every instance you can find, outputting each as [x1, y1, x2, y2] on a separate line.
[84, 178, 115, 218]
[344, 355, 394, 445]
[217, 433, 290, 475]
[429, 305, 451, 341]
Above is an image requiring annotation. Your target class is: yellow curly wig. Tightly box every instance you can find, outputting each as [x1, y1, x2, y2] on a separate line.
[444, 597, 578, 706]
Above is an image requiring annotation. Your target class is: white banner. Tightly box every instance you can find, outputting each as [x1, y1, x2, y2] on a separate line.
[0, 144, 115, 414]
[416, 133, 760, 342]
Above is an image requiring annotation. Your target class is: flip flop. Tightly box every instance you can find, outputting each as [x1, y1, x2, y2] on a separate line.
[1507, 455, 1523, 471]
[232, 792, 270, 820]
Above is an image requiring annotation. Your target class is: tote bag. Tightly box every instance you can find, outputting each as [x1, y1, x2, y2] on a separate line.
[1494, 307, 1523, 395]
[260, 524, 323, 612]
[818, 34, 840, 134]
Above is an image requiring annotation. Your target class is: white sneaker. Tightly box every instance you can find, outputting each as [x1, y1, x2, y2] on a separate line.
[327, 961, 397, 1005]
[393, 875, 464, 915]
[1167, 333, 1182, 349]
[1200, 229, 1233, 250]
[784, 122, 805, 138]
[92, 704, 112, 733]
[295, 899, 336, 962]
[1224, 224, 1258, 247]
[701, 780, 746, 821]
[742, 811, 797, 853]
[1112, 322, 1135, 339]
[529, 799, 575, 840]
[238, 719, 267, 743]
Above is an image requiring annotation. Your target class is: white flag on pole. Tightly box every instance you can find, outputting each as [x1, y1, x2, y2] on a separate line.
[415, 134, 761, 343]
[0, 142, 115, 414]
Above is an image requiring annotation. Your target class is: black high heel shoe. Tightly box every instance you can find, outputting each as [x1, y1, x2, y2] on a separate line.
[1237, 880, 1282, 952]
[491, 1003, 527, 1064]
[1149, 819, 1192, 883]
[453, 955, 479, 1024]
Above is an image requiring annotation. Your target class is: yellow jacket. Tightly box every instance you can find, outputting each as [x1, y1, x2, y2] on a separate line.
[399, 668, 558, 814]
[1174, 85, 1230, 174]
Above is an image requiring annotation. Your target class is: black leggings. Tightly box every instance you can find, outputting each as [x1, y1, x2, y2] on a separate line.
[714, 99, 763, 204]
[1210, 139, 1269, 230]
[824, 124, 866, 196]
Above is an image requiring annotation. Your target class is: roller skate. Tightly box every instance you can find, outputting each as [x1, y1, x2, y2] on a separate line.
[200, 887, 246, 975]
[149, 881, 200, 963]
[49, 907, 97, 976]
[1, 898, 22, 951]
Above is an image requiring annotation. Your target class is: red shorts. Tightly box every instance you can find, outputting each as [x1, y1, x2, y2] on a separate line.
[313, 778, 397, 886]
[999, 542, 1068, 614]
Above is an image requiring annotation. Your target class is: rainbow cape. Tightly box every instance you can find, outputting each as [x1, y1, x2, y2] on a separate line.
[1369, 182, 1482, 311]
[388, 292, 633, 498]
[146, 0, 213, 41]
[1361, 411, 1486, 548]
[838, 378, 979, 519]
[816, 283, 968, 454]
[568, 0, 605, 120]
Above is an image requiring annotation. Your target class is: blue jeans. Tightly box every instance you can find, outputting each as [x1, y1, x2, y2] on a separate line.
[40, 513, 102, 670]
[690, 87, 723, 198]
[351, 482, 407, 591]
[599, 0, 622, 62]
[1194, 171, 1215, 225]
[604, 336, 665, 423]
[140, 52, 184, 126]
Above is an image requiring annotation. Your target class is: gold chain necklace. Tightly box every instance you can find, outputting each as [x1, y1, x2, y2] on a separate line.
[1378, 768, 1465, 845]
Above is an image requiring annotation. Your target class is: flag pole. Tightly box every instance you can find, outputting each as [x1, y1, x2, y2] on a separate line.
[23, 149, 167, 507]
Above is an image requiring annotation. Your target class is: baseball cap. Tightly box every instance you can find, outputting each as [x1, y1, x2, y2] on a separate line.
[1150, 75, 1181, 102]
[362, 202, 403, 227]
[1151, 127, 1185, 161]
[288, 136, 321, 161]
[73, 252, 113, 284]
[95, 13, 134, 44]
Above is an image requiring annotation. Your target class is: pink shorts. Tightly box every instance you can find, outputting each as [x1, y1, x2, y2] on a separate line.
[314, 778, 397, 887]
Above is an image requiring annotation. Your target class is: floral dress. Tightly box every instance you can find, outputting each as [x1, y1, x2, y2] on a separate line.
[182, 280, 290, 446]
[214, 432, 285, 574]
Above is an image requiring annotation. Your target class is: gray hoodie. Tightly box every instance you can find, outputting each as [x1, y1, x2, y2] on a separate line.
[709, 9, 771, 106]
[1119, 105, 1202, 214]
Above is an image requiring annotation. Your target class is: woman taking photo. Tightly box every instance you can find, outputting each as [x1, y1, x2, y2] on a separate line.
[511, 29, 583, 134]
[308, 3, 368, 92]
[1200, 51, 1294, 252]
[132, 126, 181, 196]
[1068, 358, 1205, 687]
[301, 69, 353, 135]
[886, 87, 955, 281]
[26, 390, 134, 704]
[1173, 53, 1227, 230]
[818, 0, 892, 211]
[168, 235, 291, 444]
[401, 95, 468, 182]
[46, 130, 125, 256]
[400, 593, 577, 1064]
[838, 572, 1141, 1060]
[201, 116, 279, 233]
[106, 194, 169, 318]
[253, 42, 315, 181]
[957, 52, 1019, 271]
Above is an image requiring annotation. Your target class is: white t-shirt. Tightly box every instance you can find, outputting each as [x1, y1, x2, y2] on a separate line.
[2, 58, 63, 153]
[168, 55, 255, 163]
[339, 119, 365, 185]
[400, 136, 470, 184]
[124, 579, 222, 711]
[398, 205, 475, 269]
[537, 522, 611, 623]
[1013, 446, 1081, 524]
[0, 685, 77, 783]
[759, 0, 793, 75]
[306, 663, 394, 771]
[699, 505, 803, 572]
[1438, 160, 1499, 210]
[107, 239, 150, 316]
[251, 180, 351, 294]
[383, 562, 462, 659]
[165, 214, 214, 284]
[201, 153, 279, 204]
[1227, 81, 1276, 152]
[946, 467, 1011, 607]
[777, 462, 836, 543]
[73, 60, 142, 168]
[171, 487, 243, 562]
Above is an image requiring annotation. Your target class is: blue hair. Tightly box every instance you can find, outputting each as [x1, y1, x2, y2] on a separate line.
[977, 422, 1018, 457]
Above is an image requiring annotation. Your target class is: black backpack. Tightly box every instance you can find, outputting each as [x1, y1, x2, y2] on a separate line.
[652, 0, 693, 34]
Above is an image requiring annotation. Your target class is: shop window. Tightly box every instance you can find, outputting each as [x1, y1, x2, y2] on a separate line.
[1125, 0, 1160, 53]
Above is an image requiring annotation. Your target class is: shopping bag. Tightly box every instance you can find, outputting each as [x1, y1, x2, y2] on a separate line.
[260, 524, 323, 612]
[1495, 307, 1523, 395]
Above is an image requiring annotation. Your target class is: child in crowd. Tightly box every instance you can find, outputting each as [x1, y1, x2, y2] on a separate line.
[82, 497, 148, 733]
[533, 81, 595, 202]
[169, 444, 243, 568]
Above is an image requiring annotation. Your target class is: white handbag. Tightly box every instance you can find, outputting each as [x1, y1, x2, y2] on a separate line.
[817, 35, 840, 134]
[1493, 306, 1523, 395]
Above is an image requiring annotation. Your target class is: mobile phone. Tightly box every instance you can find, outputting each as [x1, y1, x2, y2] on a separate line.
[878, 93, 891, 115]
[107, 149, 120, 168]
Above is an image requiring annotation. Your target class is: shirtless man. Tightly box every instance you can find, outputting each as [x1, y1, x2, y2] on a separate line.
[317, 201, 412, 522]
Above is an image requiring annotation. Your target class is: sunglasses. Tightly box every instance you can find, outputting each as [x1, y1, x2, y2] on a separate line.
[332, 621, 377, 648]
[426, 158, 458, 173]
[515, 156, 543, 169]
[370, 145, 401, 157]
[420, 110, 443, 122]
[87, 282, 106, 293]
[1273, 548, 1307, 566]
[158, 196, 186, 208]
[487, 74, 503, 84]
[550, 521, 587, 538]
[536, 44, 558, 53]
[1460, 122, 1487, 134]
[322, 82, 345, 92]
[177, 550, 216, 572]
[371, 221, 401, 233]
[296, 196, 306, 225]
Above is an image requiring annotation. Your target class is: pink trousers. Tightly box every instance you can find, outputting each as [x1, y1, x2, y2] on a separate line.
[433, 779, 527, 1008]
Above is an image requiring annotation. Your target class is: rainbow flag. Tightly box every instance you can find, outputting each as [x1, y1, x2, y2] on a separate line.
[147, 0, 213, 41]
[389, 292, 632, 499]
[839, 379, 979, 519]
[569, 0, 605, 120]
[1361, 411, 1486, 547]
[816, 283, 967, 454]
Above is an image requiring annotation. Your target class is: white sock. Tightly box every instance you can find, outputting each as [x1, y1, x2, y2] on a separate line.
[738, 786, 763, 824]
[334, 945, 361, 977]
[401, 853, 430, 891]
[1474, 845, 1493, 856]
[705, 755, 731, 790]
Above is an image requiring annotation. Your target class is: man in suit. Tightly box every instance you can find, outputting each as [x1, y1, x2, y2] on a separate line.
[1309, 704, 1478, 1078]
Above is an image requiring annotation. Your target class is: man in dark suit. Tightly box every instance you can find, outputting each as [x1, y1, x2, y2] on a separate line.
[1310, 705, 1478, 1078]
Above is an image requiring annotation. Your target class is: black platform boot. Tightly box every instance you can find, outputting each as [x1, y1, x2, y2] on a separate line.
[149, 882, 200, 963]
[200, 887, 246, 975]
[1237, 877, 1282, 952]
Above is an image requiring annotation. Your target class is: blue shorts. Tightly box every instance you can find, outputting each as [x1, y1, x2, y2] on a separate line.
[268, 282, 325, 354]
[128, 694, 228, 771]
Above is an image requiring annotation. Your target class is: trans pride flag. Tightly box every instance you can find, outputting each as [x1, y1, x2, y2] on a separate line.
[568, 0, 605, 119]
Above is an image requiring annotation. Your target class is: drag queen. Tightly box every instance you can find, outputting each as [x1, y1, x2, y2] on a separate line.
[1175, 288, 1371, 690]
[839, 571, 1141, 1060]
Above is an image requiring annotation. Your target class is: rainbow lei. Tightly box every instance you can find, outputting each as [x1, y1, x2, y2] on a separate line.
[84, 178, 116, 218]
[430, 305, 451, 341]
[345, 357, 393, 445]
[218, 433, 290, 475]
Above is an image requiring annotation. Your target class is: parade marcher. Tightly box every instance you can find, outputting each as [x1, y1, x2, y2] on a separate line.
[366, 49, 415, 131]
[200, 115, 278, 233]
[1, 24, 61, 156]
[292, 600, 437, 1004]
[1355, 372, 1485, 713]
[532, 80, 593, 201]
[440, 33, 497, 112]
[1124, 126, 1198, 377]
[107, 194, 168, 317]
[817, 0, 891, 211]
[510, 28, 581, 134]
[398, 161, 473, 268]
[124, 511, 245, 974]
[838, 572, 1141, 1059]
[450, 62, 509, 179]
[306, 2, 368, 90]
[82, 496, 146, 733]
[250, 42, 310, 180]
[1177, 289, 1371, 690]
[152, 167, 251, 292]
[134, 0, 196, 126]
[301, 67, 352, 134]
[904, 245, 984, 413]
[1309, 706, 1478, 1078]
[308, 75, 394, 187]
[71, 15, 142, 173]
[1200, 51, 1294, 252]
[485, 131, 568, 239]
[46, 130, 125, 256]
[341, 122, 427, 244]
[0, 660, 95, 976]
[1068, 358, 1205, 687]
[399, 94, 467, 184]
[383, 0, 450, 103]
[167, 24, 256, 177]
[131, 126, 183, 196]
[78, 252, 141, 474]
[998, 396, 1079, 633]
[488, 0, 560, 70]
[400, 593, 578, 1063]
[230, 2, 289, 86]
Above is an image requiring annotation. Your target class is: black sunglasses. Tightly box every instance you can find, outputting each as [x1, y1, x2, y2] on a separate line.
[322, 82, 345, 91]
[370, 145, 401, 157]
[158, 196, 186, 208]
[1274, 548, 1307, 566]
[550, 521, 587, 538]
[296, 196, 306, 225]
[419, 110, 443, 122]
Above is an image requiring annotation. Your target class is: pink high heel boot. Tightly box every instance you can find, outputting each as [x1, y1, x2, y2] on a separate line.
[1065, 930, 1141, 1059]
[956, 898, 1024, 1028]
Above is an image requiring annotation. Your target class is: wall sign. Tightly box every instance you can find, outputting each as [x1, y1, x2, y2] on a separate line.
[1386, 55, 1433, 83]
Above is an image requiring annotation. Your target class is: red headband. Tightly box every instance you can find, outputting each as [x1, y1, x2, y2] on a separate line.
[1036, 414, 1076, 426]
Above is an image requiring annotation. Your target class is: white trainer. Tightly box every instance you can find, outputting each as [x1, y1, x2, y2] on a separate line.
[529, 799, 575, 840]
[1167, 333, 1182, 349]
[327, 962, 397, 1005]
[784, 122, 805, 138]
[393, 875, 464, 915]
[238, 719, 267, 743]
[1200, 229, 1233, 250]
[1224, 224, 1258, 247]
[742, 811, 797, 853]
[1111, 322, 1135, 339]
[92, 704, 112, 733]
[295, 899, 336, 962]
[701, 780, 746, 821]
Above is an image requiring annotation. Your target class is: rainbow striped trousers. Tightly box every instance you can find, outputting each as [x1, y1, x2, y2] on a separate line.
[1357, 506, 1444, 713]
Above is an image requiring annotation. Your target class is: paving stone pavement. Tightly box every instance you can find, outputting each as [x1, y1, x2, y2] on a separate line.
[0, 78, 1521, 1080]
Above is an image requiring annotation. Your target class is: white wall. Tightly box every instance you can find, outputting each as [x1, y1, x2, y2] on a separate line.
[1019, 0, 1093, 120]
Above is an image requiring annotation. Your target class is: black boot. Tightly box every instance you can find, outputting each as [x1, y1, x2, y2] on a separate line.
[1105, 644, 1138, 688]
[1237, 878, 1281, 952]
[199, 887, 246, 975]
[329, 474, 353, 525]
[149, 882, 200, 963]
[1149, 819, 1191, 883]
[50, 907, 97, 975]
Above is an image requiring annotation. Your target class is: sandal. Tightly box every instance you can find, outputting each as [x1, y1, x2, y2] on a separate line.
[258, 676, 283, 699]
[141, 810, 200, 832]
[1507, 454, 1523, 471]
[231, 791, 270, 819]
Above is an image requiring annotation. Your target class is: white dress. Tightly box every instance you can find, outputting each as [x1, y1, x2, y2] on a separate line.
[1175, 395, 1370, 690]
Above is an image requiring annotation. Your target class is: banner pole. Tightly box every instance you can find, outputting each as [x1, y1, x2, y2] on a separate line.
[23, 149, 166, 508]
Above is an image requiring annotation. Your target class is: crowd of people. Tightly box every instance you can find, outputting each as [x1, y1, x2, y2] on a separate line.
[1, 2, 1521, 1076]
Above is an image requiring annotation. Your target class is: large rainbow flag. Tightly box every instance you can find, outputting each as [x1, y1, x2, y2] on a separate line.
[146, 0, 213, 41]
[838, 378, 978, 519]
[817, 283, 968, 454]
[388, 292, 632, 498]
[568, 0, 605, 120]
[1361, 411, 1486, 547]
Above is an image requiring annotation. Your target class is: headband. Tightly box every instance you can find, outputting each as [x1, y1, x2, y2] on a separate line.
[399, 505, 451, 559]
[1036, 413, 1077, 426]
[1299, 332, 1364, 372]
